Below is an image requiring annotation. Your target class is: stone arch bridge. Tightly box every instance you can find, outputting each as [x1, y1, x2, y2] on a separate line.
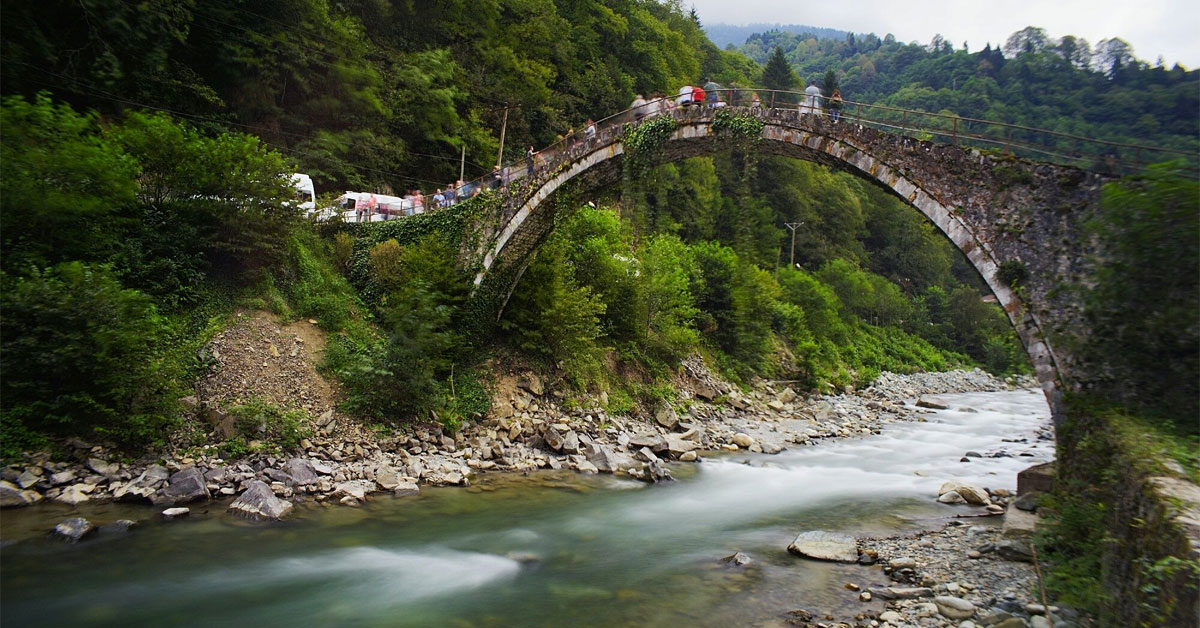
[462, 107, 1117, 419]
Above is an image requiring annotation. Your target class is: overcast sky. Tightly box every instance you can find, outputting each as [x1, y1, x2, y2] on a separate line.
[688, 0, 1200, 68]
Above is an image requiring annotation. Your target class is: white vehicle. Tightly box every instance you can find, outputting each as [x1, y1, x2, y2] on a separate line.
[291, 173, 317, 212]
[334, 191, 419, 222]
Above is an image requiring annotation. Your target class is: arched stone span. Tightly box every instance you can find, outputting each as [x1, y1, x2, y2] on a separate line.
[466, 108, 1115, 419]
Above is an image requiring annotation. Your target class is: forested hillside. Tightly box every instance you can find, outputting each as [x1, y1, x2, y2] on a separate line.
[6, 0, 1193, 455]
[735, 26, 1199, 152]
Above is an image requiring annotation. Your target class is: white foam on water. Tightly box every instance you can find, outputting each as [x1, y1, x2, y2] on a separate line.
[586, 389, 1052, 532]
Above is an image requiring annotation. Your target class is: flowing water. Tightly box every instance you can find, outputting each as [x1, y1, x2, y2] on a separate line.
[0, 389, 1052, 627]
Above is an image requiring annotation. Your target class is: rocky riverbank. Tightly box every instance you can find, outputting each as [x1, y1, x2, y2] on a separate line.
[1, 367, 1032, 518]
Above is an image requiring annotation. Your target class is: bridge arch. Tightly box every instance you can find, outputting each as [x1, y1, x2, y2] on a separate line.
[467, 107, 1114, 418]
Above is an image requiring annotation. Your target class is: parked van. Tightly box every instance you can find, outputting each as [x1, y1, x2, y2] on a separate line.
[335, 192, 415, 222]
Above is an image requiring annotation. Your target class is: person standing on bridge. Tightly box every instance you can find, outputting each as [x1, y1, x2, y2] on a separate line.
[703, 77, 721, 107]
[584, 119, 596, 143]
[631, 94, 648, 122]
[802, 80, 822, 117]
[526, 145, 536, 176]
[828, 89, 844, 122]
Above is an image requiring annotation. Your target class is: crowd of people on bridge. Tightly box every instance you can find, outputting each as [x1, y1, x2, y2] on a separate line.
[333, 78, 846, 224]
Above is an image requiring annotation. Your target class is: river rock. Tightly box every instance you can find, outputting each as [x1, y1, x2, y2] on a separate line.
[0, 481, 35, 508]
[334, 480, 372, 501]
[628, 432, 668, 452]
[283, 459, 319, 486]
[153, 467, 211, 505]
[938, 490, 967, 504]
[916, 397, 950, 409]
[53, 517, 95, 542]
[49, 470, 78, 486]
[136, 465, 171, 488]
[888, 556, 917, 569]
[994, 539, 1034, 562]
[561, 430, 581, 454]
[228, 480, 294, 521]
[55, 484, 93, 506]
[393, 481, 420, 497]
[86, 458, 119, 476]
[665, 434, 697, 456]
[877, 586, 934, 599]
[543, 428, 565, 451]
[679, 451, 698, 462]
[731, 433, 755, 448]
[654, 404, 680, 430]
[934, 595, 976, 619]
[879, 610, 902, 624]
[161, 507, 190, 519]
[720, 552, 752, 567]
[100, 520, 139, 534]
[939, 480, 989, 505]
[16, 469, 40, 489]
[787, 531, 859, 562]
[375, 466, 402, 490]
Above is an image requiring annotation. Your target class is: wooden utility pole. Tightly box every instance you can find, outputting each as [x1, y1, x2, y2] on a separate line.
[496, 104, 510, 169]
[459, 145, 466, 182]
[785, 221, 803, 268]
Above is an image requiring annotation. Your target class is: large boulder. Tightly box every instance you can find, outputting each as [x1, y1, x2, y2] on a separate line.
[585, 444, 634, 473]
[665, 435, 698, 457]
[153, 467, 211, 505]
[375, 466, 402, 490]
[938, 480, 989, 505]
[55, 484, 94, 506]
[86, 458, 119, 476]
[1017, 461, 1055, 495]
[787, 531, 859, 563]
[52, 517, 96, 542]
[0, 481, 36, 508]
[628, 433, 669, 453]
[228, 480, 294, 521]
[283, 459, 319, 486]
[654, 404, 680, 430]
[934, 596, 976, 619]
[916, 397, 950, 410]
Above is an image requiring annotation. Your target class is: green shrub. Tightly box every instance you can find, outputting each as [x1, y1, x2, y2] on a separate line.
[0, 263, 178, 447]
[226, 398, 310, 450]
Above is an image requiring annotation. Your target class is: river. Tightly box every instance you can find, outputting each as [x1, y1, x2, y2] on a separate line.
[0, 389, 1051, 627]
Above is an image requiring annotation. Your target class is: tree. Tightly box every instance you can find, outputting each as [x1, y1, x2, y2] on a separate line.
[1004, 26, 1050, 57]
[761, 47, 798, 102]
[823, 69, 840, 97]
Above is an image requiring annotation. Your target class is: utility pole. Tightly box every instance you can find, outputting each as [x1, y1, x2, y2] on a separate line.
[496, 104, 510, 169]
[459, 144, 466, 182]
[784, 221, 803, 269]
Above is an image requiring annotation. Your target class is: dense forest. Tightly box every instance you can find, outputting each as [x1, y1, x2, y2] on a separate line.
[0, 0, 1194, 460]
[735, 26, 1199, 153]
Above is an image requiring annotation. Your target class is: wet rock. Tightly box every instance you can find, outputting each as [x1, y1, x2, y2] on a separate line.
[228, 480, 294, 521]
[720, 552, 752, 567]
[879, 610, 902, 624]
[938, 490, 967, 504]
[161, 507, 190, 519]
[939, 480, 989, 505]
[916, 397, 950, 409]
[934, 595, 977, 619]
[0, 481, 36, 508]
[679, 451, 698, 462]
[153, 467, 211, 505]
[99, 520, 139, 534]
[53, 517, 95, 542]
[393, 481, 420, 497]
[55, 484, 94, 506]
[375, 466, 401, 490]
[787, 530, 859, 563]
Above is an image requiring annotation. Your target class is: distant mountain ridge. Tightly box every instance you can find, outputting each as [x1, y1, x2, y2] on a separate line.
[705, 22, 850, 49]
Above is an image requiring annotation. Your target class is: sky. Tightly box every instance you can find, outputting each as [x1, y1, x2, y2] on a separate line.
[687, 0, 1200, 68]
